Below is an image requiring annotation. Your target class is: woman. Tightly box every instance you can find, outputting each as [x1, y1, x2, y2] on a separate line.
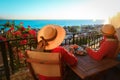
[37, 24, 78, 80]
[85, 24, 119, 61]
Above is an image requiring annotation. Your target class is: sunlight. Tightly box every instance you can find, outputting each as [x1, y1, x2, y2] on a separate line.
[92, 19, 96, 22]
[109, 12, 120, 28]
[103, 18, 109, 24]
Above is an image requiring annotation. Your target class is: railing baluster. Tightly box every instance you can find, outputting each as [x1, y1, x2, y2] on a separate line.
[7, 41, 15, 74]
[0, 41, 10, 80]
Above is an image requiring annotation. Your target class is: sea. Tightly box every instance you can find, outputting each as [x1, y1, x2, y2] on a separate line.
[0, 19, 104, 30]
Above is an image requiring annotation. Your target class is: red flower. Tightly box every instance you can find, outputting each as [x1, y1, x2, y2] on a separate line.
[18, 51, 25, 59]
[22, 34, 29, 38]
[20, 26, 26, 31]
[7, 26, 14, 32]
[28, 29, 36, 37]
[20, 40, 27, 45]
[0, 36, 6, 41]
[13, 31, 22, 36]
[13, 47, 25, 59]
[10, 26, 14, 30]
[0, 36, 8, 48]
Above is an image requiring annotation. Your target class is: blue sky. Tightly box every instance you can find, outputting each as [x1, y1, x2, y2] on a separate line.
[0, 0, 120, 20]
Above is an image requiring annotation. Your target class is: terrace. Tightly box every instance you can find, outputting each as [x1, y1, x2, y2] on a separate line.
[0, 33, 120, 80]
[0, 21, 120, 80]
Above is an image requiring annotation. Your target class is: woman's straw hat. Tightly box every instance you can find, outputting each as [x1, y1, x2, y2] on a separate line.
[37, 24, 66, 50]
[101, 24, 116, 36]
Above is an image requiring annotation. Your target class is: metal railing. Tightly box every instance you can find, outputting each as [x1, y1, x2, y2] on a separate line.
[0, 37, 37, 80]
[62, 33, 102, 49]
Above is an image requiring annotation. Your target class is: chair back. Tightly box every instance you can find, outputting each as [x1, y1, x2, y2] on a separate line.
[25, 50, 62, 79]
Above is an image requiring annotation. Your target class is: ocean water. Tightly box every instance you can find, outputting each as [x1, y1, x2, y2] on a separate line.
[0, 20, 104, 29]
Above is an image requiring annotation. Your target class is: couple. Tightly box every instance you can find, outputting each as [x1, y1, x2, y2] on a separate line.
[35, 24, 119, 80]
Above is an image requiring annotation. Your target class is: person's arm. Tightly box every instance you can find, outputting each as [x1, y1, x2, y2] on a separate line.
[61, 47, 78, 66]
[86, 41, 110, 61]
[52, 46, 78, 66]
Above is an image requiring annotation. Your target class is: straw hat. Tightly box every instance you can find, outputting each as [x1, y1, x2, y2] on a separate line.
[101, 24, 116, 36]
[37, 24, 66, 50]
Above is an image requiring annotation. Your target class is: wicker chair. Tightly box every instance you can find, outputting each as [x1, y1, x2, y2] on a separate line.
[25, 50, 63, 80]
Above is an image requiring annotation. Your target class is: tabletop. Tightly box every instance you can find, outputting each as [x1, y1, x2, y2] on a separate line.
[68, 54, 120, 80]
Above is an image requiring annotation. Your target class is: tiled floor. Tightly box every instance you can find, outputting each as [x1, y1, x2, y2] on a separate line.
[10, 69, 34, 80]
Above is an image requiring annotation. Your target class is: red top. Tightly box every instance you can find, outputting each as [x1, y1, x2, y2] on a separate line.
[38, 46, 78, 80]
[86, 38, 118, 61]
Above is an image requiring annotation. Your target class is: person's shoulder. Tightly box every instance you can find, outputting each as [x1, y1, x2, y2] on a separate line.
[56, 46, 64, 49]
[52, 46, 67, 53]
[53, 46, 65, 50]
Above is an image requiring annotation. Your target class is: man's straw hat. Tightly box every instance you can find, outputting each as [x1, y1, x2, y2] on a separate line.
[101, 24, 116, 36]
[37, 24, 66, 50]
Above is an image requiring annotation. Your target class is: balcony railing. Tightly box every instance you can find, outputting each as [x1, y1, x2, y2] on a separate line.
[0, 33, 102, 80]
[62, 33, 102, 49]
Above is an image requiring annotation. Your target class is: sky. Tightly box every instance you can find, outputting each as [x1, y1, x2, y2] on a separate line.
[0, 0, 120, 20]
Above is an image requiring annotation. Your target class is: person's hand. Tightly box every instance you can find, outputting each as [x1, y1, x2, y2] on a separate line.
[85, 47, 91, 52]
[69, 47, 75, 54]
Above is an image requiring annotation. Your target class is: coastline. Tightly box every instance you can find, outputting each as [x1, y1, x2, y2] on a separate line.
[0, 20, 104, 29]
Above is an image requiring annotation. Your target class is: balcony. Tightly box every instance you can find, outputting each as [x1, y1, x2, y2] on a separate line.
[0, 33, 120, 80]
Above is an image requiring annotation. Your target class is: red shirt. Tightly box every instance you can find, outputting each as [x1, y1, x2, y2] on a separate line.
[38, 46, 78, 80]
[86, 38, 118, 61]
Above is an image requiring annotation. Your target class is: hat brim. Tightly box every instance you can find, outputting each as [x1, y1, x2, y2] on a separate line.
[37, 25, 66, 50]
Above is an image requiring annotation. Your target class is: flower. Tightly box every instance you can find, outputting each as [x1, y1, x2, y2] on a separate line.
[2, 21, 37, 60]
[0, 35, 6, 41]
[6, 23, 37, 40]
[13, 31, 22, 37]
[20, 40, 27, 45]
[28, 29, 36, 37]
